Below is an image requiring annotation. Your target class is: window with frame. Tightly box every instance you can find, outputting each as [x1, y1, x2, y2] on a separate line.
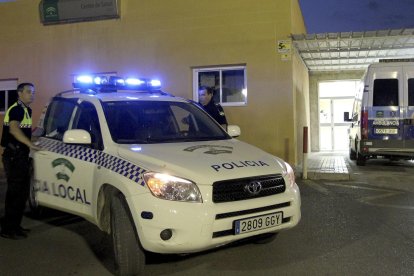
[193, 66, 247, 106]
[0, 79, 18, 113]
[408, 78, 414, 106]
[373, 79, 398, 106]
[72, 102, 103, 150]
[44, 99, 77, 140]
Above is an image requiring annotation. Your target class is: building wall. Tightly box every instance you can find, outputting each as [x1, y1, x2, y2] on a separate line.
[309, 70, 365, 152]
[290, 0, 309, 165]
[0, 0, 308, 165]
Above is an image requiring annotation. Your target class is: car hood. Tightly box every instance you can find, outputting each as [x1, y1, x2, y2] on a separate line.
[117, 139, 288, 184]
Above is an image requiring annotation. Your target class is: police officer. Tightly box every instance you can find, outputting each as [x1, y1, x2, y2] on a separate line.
[198, 86, 228, 130]
[0, 82, 40, 239]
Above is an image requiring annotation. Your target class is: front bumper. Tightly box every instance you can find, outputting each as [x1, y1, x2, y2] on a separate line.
[127, 183, 301, 254]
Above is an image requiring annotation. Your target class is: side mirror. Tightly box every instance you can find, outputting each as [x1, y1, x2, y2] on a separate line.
[227, 125, 241, 137]
[344, 112, 352, 122]
[63, 129, 91, 144]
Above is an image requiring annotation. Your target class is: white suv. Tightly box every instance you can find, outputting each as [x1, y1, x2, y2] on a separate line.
[30, 75, 301, 275]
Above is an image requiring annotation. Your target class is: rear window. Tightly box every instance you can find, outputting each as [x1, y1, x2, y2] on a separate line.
[373, 79, 398, 106]
[408, 78, 414, 106]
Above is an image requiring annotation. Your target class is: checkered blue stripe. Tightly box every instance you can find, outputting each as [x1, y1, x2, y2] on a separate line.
[37, 138, 147, 186]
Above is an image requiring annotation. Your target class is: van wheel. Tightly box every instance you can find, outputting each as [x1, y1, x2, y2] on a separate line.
[253, 232, 278, 244]
[356, 153, 366, 166]
[28, 162, 44, 217]
[111, 193, 145, 275]
[349, 148, 357, 160]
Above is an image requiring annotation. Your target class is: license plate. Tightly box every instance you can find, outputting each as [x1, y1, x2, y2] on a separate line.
[234, 212, 283, 235]
[374, 128, 398, 134]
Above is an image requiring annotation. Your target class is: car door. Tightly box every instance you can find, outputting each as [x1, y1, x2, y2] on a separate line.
[33, 99, 101, 219]
[367, 65, 403, 145]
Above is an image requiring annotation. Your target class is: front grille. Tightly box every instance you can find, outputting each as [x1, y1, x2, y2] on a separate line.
[215, 202, 291, 220]
[212, 174, 286, 203]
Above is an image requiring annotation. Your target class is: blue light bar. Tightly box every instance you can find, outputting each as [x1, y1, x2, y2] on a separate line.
[73, 74, 162, 92]
[126, 78, 145, 86]
[150, 79, 161, 88]
[94, 76, 108, 85]
[108, 76, 125, 86]
[76, 75, 93, 84]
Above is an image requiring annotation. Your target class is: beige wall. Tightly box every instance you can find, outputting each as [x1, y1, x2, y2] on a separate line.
[0, 0, 308, 165]
[290, 0, 309, 165]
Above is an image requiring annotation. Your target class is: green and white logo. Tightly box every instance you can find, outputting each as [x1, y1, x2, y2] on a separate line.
[52, 158, 75, 182]
[42, 0, 59, 21]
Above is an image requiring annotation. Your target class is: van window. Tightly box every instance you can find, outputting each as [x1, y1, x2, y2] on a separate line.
[408, 79, 414, 106]
[373, 79, 398, 106]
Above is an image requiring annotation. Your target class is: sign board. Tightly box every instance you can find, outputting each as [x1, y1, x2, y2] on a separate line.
[39, 0, 120, 25]
[277, 40, 292, 53]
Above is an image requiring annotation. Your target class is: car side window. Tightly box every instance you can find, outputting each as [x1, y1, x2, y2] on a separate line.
[44, 99, 77, 141]
[72, 102, 103, 150]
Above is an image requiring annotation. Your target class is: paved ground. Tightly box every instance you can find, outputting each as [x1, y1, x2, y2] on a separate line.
[0, 152, 413, 275]
[303, 151, 350, 180]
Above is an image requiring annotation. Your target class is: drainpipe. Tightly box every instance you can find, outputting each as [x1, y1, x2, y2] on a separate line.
[303, 126, 308, 179]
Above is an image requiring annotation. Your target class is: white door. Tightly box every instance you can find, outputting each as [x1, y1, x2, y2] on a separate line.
[319, 81, 358, 151]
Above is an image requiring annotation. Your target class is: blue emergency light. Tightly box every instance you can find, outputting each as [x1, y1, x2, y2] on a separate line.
[73, 74, 162, 92]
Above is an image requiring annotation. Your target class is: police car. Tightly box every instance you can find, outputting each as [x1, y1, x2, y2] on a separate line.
[29, 75, 301, 275]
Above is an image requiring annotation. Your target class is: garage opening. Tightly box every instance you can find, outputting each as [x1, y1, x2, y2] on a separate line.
[319, 80, 358, 151]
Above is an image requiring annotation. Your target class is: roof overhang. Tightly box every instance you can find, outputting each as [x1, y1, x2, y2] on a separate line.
[292, 28, 414, 72]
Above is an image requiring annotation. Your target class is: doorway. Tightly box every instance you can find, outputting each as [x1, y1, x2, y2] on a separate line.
[319, 80, 358, 151]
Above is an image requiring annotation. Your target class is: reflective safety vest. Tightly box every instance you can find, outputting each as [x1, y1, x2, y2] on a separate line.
[3, 101, 32, 129]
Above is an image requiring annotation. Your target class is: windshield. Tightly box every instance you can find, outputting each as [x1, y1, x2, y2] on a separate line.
[102, 100, 230, 144]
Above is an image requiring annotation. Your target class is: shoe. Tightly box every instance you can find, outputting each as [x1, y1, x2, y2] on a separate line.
[0, 231, 27, 240]
[18, 226, 31, 233]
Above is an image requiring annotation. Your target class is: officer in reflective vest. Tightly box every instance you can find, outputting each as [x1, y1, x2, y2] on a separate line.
[0, 83, 40, 240]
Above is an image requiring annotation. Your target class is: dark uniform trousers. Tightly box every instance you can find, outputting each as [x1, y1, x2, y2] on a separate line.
[1, 146, 30, 233]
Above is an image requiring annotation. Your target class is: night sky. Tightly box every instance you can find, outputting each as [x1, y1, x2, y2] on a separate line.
[299, 0, 414, 34]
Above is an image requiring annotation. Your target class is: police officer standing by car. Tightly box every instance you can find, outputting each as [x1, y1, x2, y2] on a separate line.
[198, 86, 228, 130]
[0, 82, 40, 240]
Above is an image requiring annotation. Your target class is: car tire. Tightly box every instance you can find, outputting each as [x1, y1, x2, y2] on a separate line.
[349, 148, 357, 160]
[253, 232, 279, 244]
[111, 193, 145, 276]
[356, 152, 366, 166]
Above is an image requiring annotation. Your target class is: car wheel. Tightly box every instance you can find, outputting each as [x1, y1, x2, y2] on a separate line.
[111, 193, 145, 275]
[349, 148, 357, 160]
[356, 152, 366, 166]
[253, 232, 279, 244]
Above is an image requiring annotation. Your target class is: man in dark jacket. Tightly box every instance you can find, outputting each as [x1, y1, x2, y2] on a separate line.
[198, 86, 228, 130]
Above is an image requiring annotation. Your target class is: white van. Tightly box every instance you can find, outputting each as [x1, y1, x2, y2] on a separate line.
[346, 59, 414, 165]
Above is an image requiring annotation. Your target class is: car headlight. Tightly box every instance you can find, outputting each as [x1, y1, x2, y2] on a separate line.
[143, 172, 202, 203]
[282, 162, 296, 187]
